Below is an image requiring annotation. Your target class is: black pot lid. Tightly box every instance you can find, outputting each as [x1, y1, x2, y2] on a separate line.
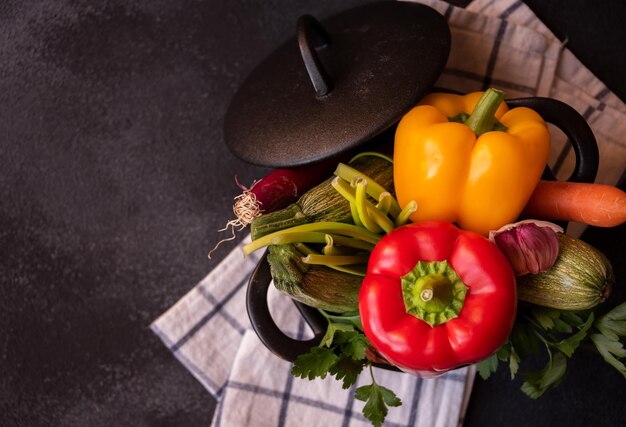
[224, 1, 451, 168]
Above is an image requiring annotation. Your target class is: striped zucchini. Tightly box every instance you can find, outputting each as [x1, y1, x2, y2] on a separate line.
[516, 233, 614, 310]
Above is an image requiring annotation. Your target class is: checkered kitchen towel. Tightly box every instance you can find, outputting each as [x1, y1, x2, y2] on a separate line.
[152, 1, 626, 426]
[152, 235, 474, 427]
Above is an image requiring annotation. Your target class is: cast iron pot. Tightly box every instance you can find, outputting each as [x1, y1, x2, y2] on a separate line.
[246, 95, 600, 370]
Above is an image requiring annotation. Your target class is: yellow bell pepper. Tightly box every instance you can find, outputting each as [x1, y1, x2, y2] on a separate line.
[394, 89, 550, 236]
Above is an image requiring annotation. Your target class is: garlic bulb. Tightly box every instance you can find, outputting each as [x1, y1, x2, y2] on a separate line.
[489, 220, 563, 276]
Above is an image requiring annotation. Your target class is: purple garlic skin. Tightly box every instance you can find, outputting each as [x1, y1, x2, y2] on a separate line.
[490, 221, 562, 276]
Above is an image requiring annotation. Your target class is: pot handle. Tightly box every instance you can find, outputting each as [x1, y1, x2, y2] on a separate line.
[297, 15, 333, 97]
[506, 97, 599, 183]
[246, 250, 327, 363]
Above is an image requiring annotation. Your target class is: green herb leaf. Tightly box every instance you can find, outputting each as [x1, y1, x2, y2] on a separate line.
[291, 346, 339, 380]
[559, 311, 584, 327]
[531, 307, 560, 330]
[594, 302, 626, 341]
[329, 356, 364, 389]
[520, 351, 567, 398]
[334, 330, 369, 360]
[590, 333, 626, 377]
[553, 312, 595, 357]
[552, 318, 573, 334]
[476, 353, 499, 380]
[355, 382, 402, 427]
[508, 345, 520, 379]
[320, 321, 354, 348]
[496, 342, 511, 361]
[320, 309, 364, 331]
[510, 322, 542, 359]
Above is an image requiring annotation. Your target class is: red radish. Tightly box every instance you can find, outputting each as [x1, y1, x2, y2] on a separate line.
[523, 180, 626, 228]
[208, 158, 341, 258]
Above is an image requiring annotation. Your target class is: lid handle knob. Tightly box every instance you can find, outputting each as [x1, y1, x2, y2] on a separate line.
[297, 15, 334, 97]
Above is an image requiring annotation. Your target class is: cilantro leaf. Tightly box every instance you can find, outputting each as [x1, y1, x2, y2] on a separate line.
[492, 342, 519, 379]
[553, 312, 594, 357]
[320, 309, 364, 331]
[552, 318, 573, 334]
[320, 321, 354, 348]
[334, 330, 369, 360]
[476, 353, 499, 380]
[329, 356, 364, 389]
[510, 322, 542, 359]
[590, 333, 626, 377]
[559, 311, 584, 327]
[496, 342, 512, 361]
[594, 302, 626, 341]
[355, 382, 402, 427]
[520, 351, 567, 399]
[531, 307, 560, 330]
[508, 346, 520, 379]
[291, 346, 339, 380]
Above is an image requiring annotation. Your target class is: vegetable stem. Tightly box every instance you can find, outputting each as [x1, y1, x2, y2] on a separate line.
[335, 163, 401, 217]
[349, 151, 394, 164]
[355, 178, 383, 233]
[376, 192, 392, 216]
[326, 264, 367, 276]
[396, 200, 418, 227]
[302, 253, 370, 266]
[243, 221, 381, 255]
[465, 88, 507, 136]
[333, 177, 395, 233]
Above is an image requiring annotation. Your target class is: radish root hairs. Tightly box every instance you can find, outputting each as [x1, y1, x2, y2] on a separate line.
[207, 176, 264, 260]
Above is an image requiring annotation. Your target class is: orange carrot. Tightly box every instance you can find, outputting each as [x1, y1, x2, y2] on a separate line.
[523, 180, 626, 227]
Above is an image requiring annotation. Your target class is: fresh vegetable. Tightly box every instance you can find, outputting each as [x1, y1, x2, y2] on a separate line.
[235, 131, 623, 419]
[235, 158, 346, 226]
[516, 233, 613, 310]
[246, 154, 415, 425]
[489, 220, 563, 276]
[523, 180, 626, 227]
[292, 310, 401, 427]
[394, 88, 551, 235]
[243, 154, 403, 312]
[478, 301, 626, 398]
[359, 221, 517, 375]
[208, 159, 343, 258]
[267, 243, 363, 312]
[251, 155, 394, 240]
[591, 302, 626, 377]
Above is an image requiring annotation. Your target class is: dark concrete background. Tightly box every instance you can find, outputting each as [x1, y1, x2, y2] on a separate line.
[1, 0, 624, 426]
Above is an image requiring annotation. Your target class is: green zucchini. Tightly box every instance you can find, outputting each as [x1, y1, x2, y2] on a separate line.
[267, 243, 362, 313]
[251, 155, 393, 240]
[516, 233, 614, 310]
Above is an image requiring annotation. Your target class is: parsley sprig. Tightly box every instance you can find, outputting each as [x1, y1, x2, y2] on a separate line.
[477, 302, 626, 398]
[291, 310, 402, 426]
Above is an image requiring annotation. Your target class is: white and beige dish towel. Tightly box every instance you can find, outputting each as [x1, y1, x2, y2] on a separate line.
[152, 1, 626, 426]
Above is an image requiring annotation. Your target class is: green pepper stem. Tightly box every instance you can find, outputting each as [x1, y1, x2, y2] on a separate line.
[401, 260, 468, 327]
[465, 88, 506, 137]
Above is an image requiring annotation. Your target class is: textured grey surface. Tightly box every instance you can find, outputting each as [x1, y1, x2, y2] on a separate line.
[0, 0, 624, 426]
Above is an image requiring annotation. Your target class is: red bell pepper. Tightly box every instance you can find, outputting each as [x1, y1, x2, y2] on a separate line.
[359, 221, 517, 376]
